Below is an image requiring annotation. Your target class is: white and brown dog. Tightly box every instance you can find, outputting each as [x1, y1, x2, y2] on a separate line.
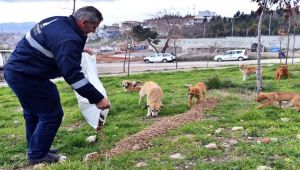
[239, 64, 262, 81]
[122, 80, 144, 92]
[138, 81, 163, 117]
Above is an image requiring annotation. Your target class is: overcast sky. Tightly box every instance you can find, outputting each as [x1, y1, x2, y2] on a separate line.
[0, 0, 259, 25]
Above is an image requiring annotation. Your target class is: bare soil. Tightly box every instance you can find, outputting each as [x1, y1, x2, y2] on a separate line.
[96, 54, 143, 63]
[104, 98, 218, 157]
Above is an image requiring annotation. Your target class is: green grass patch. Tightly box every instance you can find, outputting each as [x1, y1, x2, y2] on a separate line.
[1, 64, 300, 169]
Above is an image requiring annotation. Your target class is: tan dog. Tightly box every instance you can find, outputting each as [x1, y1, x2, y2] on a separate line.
[256, 92, 300, 111]
[138, 81, 163, 117]
[274, 65, 291, 80]
[122, 80, 143, 92]
[187, 82, 207, 107]
[239, 64, 262, 81]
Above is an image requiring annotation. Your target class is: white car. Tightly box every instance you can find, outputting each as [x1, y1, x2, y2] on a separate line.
[0, 50, 12, 79]
[214, 49, 248, 62]
[143, 53, 176, 63]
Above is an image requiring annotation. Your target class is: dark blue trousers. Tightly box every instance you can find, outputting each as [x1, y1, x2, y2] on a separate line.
[4, 69, 63, 160]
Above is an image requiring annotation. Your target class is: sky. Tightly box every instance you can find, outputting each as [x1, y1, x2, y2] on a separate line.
[0, 0, 259, 26]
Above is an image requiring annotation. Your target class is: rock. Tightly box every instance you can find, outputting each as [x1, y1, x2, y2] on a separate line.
[86, 135, 97, 143]
[215, 128, 224, 134]
[132, 144, 141, 151]
[247, 137, 254, 140]
[257, 165, 273, 170]
[261, 137, 271, 144]
[222, 143, 230, 148]
[13, 120, 20, 125]
[228, 139, 238, 146]
[33, 163, 46, 170]
[231, 127, 244, 131]
[170, 153, 184, 159]
[135, 162, 148, 167]
[280, 118, 289, 122]
[83, 152, 99, 161]
[204, 143, 218, 149]
[270, 138, 278, 142]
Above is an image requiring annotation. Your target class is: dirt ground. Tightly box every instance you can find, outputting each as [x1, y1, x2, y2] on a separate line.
[96, 54, 143, 63]
[104, 98, 218, 157]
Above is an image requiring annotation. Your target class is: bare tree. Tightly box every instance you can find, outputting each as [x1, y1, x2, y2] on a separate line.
[252, 0, 299, 92]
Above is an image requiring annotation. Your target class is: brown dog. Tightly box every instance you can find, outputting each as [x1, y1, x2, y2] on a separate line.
[274, 65, 291, 80]
[187, 82, 207, 107]
[256, 92, 300, 111]
[139, 81, 163, 117]
[122, 80, 143, 92]
[239, 64, 262, 81]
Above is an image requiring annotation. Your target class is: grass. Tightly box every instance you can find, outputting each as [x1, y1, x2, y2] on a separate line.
[1, 63, 300, 169]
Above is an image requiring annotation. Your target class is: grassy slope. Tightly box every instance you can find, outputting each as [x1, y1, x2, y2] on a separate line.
[1, 64, 300, 169]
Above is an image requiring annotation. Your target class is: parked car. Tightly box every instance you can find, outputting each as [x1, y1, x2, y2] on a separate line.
[143, 53, 176, 63]
[0, 49, 12, 79]
[213, 49, 248, 62]
[251, 43, 267, 52]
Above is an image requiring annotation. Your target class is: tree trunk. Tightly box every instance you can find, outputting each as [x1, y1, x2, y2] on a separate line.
[147, 38, 159, 53]
[123, 48, 128, 73]
[285, 17, 291, 65]
[72, 0, 76, 14]
[292, 24, 296, 64]
[268, 13, 272, 36]
[256, 4, 264, 93]
[161, 39, 170, 53]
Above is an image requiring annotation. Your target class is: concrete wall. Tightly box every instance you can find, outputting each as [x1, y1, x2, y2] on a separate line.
[157, 36, 300, 53]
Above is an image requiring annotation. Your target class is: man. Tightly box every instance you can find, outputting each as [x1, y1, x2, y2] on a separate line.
[4, 6, 110, 165]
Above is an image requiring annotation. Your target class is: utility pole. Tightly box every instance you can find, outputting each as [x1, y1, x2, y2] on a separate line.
[268, 12, 272, 36]
[72, 0, 76, 14]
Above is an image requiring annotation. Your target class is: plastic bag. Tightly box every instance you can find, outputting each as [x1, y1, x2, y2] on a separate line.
[74, 52, 109, 129]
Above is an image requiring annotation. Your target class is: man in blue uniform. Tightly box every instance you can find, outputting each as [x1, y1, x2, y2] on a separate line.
[4, 6, 110, 165]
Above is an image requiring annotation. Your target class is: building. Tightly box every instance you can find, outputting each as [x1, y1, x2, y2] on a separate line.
[194, 10, 216, 24]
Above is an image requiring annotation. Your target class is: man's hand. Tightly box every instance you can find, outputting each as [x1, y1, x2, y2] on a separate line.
[96, 98, 110, 110]
[83, 48, 93, 55]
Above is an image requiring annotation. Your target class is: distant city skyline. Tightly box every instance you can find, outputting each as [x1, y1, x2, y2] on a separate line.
[0, 0, 259, 25]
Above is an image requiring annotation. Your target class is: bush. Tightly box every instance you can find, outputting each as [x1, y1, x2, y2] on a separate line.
[205, 75, 236, 89]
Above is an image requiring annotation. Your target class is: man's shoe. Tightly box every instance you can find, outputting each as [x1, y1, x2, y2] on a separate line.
[26, 148, 59, 154]
[49, 148, 59, 154]
[28, 153, 59, 165]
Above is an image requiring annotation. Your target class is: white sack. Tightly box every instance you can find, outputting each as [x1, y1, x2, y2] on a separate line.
[74, 52, 109, 129]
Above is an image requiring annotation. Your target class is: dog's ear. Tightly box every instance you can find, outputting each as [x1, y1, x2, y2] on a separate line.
[132, 81, 138, 87]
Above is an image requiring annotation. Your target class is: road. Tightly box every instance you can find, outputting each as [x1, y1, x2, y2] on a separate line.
[1, 58, 299, 87]
[97, 58, 300, 75]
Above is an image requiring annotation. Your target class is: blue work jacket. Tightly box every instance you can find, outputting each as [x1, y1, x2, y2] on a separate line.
[5, 16, 104, 104]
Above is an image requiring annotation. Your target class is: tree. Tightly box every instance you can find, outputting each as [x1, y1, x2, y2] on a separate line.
[252, 0, 300, 92]
[132, 25, 160, 53]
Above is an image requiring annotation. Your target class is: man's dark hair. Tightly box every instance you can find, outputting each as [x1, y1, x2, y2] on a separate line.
[73, 6, 103, 23]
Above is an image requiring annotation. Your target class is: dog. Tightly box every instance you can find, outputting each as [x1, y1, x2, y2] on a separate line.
[256, 92, 300, 111]
[274, 65, 291, 80]
[138, 81, 163, 117]
[187, 82, 207, 108]
[122, 80, 144, 92]
[239, 64, 262, 81]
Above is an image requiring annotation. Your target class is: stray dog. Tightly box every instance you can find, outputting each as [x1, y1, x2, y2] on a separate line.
[122, 80, 143, 92]
[256, 92, 300, 111]
[239, 64, 262, 81]
[274, 65, 291, 80]
[138, 81, 163, 117]
[187, 82, 207, 107]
